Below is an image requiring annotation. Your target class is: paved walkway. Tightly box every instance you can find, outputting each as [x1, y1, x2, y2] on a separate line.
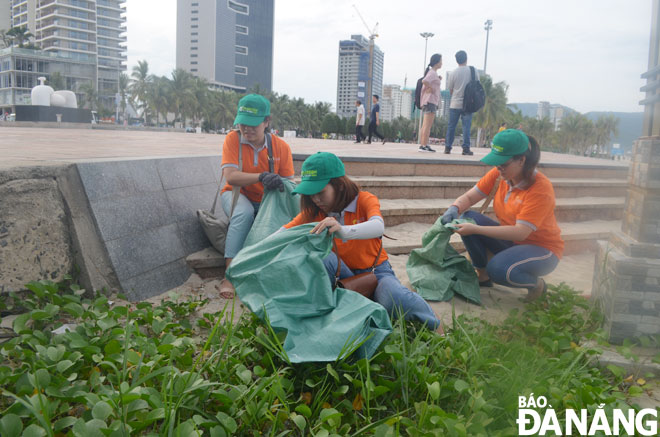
[0, 126, 629, 169]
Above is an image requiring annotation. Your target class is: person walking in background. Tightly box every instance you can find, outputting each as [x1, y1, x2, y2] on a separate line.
[354, 100, 365, 143]
[418, 53, 443, 153]
[366, 95, 386, 144]
[445, 50, 477, 155]
[498, 122, 508, 133]
[440, 129, 564, 301]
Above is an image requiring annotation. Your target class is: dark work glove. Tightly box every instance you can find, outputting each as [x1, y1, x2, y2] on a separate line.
[440, 205, 459, 225]
[259, 172, 284, 192]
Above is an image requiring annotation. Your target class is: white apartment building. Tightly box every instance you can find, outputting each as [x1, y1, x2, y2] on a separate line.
[8, 0, 127, 107]
[336, 34, 383, 118]
[380, 84, 412, 122]
[1, 0, 12, 32]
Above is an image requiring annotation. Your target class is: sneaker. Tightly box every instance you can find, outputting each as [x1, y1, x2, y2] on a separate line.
[418, 145, 436, 152]
[462, 150, 474, 156]
[382, 139, 386, 145]
[365, 141, 372, 144]
[444, 147, 451, 154]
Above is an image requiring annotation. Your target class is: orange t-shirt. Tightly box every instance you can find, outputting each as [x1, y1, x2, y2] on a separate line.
[221, 130, 294, 203]
[476, 167, 564, 258]
[283, 191, 389, 270]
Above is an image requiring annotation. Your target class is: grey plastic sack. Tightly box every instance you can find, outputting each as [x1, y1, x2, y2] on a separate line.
[406, 217, 481, 304]
[226, 223, 392, 363]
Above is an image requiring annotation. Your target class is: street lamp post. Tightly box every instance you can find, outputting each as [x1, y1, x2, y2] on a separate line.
[418, 32, 434, 143]
[483, 19, 493, 74]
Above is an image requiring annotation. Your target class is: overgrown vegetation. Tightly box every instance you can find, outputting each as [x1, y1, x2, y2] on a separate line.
[0, 280, 655, 436]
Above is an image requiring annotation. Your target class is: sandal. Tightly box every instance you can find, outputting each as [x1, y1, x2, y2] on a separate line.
[218, 279, 235, 299]
[524, 279, 547, 302]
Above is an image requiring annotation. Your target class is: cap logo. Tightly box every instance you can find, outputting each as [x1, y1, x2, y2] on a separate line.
[301, 170, 317, 179]
[492, 145, 504, 152]
[239, 106, 259, 114]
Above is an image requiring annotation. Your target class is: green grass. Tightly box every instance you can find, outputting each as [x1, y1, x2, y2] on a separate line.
[0, 279, 655, 436]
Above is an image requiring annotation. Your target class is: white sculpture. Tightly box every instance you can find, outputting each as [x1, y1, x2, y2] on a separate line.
[30, 77, 79, 108]
[31, 77, 53, 106]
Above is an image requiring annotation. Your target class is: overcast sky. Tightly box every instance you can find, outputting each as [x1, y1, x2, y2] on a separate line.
[126, 0, 652, 114]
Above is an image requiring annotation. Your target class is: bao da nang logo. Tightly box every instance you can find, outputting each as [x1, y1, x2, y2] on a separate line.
[517, 394, 658, 436]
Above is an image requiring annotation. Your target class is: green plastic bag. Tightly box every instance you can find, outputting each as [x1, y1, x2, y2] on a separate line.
[227, 223, 392, 363]
[243, 179, 300, 247]
[406, 218, 481, 304]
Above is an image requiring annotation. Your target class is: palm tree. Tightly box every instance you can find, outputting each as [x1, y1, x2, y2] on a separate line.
[79, 81, 98, 111]
[525, 117, 555, 149]
[594, 114, 619, 155]
[130, 60, 152, 122]
[6, 26, 33, 48]
[118, 73, 130, 123]
[559, 113, 595, 155]
[146, 75, 171, 126]
[169, 68, 194, 127]
[472, 75, 509, 146]
[0, 29, 10, 48]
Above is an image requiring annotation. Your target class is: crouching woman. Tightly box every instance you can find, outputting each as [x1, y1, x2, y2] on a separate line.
[441, 129, 564, 301]
[283, 152, 441, 331]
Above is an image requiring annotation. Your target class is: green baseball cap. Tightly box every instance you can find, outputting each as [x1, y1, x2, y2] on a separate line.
[233, 94, 271, 126]
[292, 152, 346, 195]
[481, 129, 530, 166]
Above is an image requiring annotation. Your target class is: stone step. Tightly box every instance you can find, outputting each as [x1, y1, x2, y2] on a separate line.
[349, 176, 627, 200]
[186, 220, 619, 276]
[383, 219, 620, 256]
[379, 196, 625, 226]
[292, 154, 629, 180]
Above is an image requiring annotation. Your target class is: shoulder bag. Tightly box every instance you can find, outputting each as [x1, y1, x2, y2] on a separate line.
[333, 238, 383, 300]
[197, 134, 274, 254]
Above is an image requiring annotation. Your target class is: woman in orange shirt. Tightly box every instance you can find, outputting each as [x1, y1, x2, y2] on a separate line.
[283, 152, 441, 331]
[441, 129, 564, 301]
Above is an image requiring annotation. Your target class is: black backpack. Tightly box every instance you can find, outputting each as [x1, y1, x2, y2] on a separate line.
[414, 76, 424, 109]
[463, 66, 485, 113]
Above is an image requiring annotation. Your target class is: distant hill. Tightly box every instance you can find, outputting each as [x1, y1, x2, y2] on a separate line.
[508, 103, 643, 149]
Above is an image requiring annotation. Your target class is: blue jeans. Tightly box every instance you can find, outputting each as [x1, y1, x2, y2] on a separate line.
[221, 191, 260, 258]
[460, 211, 559, 289]
[323, 252, 440, 330]
[446, 108, 473, 151]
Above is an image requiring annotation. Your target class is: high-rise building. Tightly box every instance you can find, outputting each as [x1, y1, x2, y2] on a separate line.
[7, 0, 127, 108]
[1, 0, 12, 32]
[336, 34, 383, 118]
[537, 101, 551, 120]
[380, 84, 412, 122]
[176, 0, 274, 93]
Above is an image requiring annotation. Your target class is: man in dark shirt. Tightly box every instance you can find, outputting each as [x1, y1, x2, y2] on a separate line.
[367, 95, 386, 144]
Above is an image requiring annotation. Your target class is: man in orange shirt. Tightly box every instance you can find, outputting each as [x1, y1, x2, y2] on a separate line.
[219, 94, 294, 298]
[441, 129, 563, 301]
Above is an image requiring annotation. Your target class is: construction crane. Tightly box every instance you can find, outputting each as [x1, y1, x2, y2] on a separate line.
[352, 5, 378, 114]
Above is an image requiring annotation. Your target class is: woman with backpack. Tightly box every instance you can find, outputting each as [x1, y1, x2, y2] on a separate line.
[440, 129, 564, 301]
[418, 53, 442, 153]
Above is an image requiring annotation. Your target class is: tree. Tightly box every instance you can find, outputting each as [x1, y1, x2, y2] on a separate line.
[118, 73, 130, 122]
[558, 113, 595, 155]
[525, 117, 555, 150]
[79, 81, 98, 111]
[130, 60, 152, 121]
[169, 68, 195, 127]
[594, 114, 619, 155]
[321, 113, 338, 134]
[0, 29, 10, 48]
[472, 75, 509, 146]
[6, 26, 33, 48]
[47, 72, 65, 91]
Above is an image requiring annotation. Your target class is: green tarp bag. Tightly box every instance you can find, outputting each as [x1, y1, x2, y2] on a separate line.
[243, 179, 301, 247]
[406, 218, 481, 304]
[227, 223, 392, 363]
